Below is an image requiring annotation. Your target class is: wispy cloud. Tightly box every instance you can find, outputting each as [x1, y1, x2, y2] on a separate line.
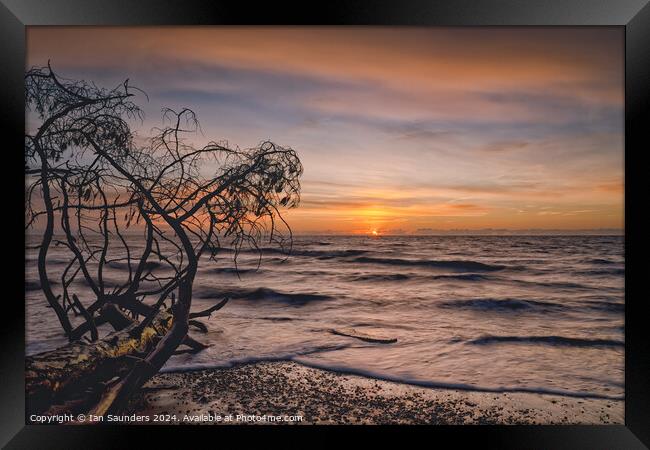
[27, 27, 624, 232]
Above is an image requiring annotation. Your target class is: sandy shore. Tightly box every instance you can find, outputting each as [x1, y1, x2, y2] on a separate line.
[126, 361, 623, 425]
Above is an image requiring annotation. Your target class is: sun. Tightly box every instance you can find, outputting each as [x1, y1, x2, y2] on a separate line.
[371, 229, 379, 236]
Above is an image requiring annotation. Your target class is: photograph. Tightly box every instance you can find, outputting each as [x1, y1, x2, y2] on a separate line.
[24, 26, 625, 426]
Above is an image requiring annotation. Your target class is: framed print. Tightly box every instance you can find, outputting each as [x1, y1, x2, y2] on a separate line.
[1, 0, 649, 448]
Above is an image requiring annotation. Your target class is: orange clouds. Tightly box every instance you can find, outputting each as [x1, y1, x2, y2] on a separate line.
[26, 27, 624, 234]
[27, 27, 623, 106]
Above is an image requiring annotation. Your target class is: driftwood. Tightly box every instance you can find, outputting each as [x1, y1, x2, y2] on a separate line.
[330, 328, 398, 344]
[26, 308, 173, 415]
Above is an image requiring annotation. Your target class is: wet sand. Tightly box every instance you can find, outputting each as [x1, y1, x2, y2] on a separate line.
[126, 361, 623, 425]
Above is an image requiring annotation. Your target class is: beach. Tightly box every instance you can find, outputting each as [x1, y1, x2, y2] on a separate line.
[127, 361, 623, 425]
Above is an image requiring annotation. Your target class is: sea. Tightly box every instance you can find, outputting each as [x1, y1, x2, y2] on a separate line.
[25, 234, 624, 400]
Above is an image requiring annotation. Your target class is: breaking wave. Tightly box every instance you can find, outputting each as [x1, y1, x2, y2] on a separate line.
[196, 286, 334, 305]
[351, 256, 505, 272]
[467, 335, 624, 348]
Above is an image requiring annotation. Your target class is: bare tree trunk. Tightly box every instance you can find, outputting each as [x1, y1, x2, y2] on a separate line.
[24, 67, 302, 418]
[93, 271, 196, 416]
[26, 308, 174, 416]
[34, 144, 73, 336]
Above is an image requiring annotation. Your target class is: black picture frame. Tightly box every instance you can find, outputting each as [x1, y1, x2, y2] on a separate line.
[1, 1, 648, 448]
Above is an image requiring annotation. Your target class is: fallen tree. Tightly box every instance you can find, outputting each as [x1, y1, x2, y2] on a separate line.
[25, 64, 303, 417]
[26, 307, 173, 416]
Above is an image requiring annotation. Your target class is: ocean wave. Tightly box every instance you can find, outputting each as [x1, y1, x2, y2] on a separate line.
[25, 280, 44, 291]
[294, 240, 333, 246]
[41, 258, 71, 266]
[431, 273, 491, 282]
[587, 258, 619, 265]
[509, 278, 596, 291]
[206, 267, 262, 275]
[438, 298, 562, 312]
[160, 352, 623, 400]
[346, 273, 412, 282]
[106, 261, 162, 271]
[249, 247, 369, 259]
[288, 359, 624, 401]
[26, 279, 63, 291]
[352, 256, 505, 272]
[438, 297, 623, 315]
[346, 272, 491, 283]
[196, 286, 334, 305]
[575, 268, 625, 276]
[467, 335, 624, 348]
[162, 344, 351, 373]
[581, 300, 624, 312]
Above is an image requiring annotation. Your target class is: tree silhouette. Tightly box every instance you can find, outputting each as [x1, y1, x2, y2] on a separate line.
[25, 64, 303, 415]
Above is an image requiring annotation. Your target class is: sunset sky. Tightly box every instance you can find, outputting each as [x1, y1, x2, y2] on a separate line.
[27, 27, 624, 234]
